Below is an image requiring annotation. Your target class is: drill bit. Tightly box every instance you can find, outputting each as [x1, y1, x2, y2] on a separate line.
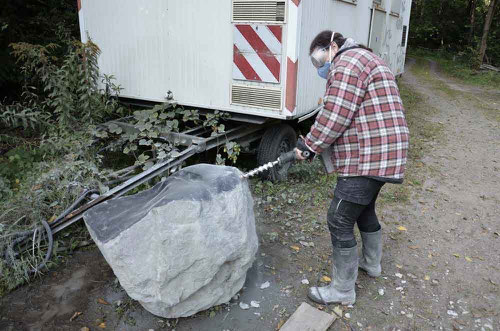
[241, 160, 280, 179]
[241, 149, 309, 179]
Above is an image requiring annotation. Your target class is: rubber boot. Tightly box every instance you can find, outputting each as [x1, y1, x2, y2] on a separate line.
[359, 229, 382, 277]
[308, 246, 358, 305]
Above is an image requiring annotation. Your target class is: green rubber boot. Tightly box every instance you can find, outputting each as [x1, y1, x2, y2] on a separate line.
[359, 229, 382, 277]
[308, 246, 358, 305]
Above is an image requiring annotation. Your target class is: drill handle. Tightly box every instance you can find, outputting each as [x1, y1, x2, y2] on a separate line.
[278, 149, 311, 166]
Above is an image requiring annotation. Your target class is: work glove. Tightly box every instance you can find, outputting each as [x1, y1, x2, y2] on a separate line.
[296, 137, 315, 161]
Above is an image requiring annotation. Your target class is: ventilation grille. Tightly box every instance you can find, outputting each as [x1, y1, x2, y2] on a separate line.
[231, 84, 282, 110]
[402, 25, 407, 47]
[233, 0, 286, 22]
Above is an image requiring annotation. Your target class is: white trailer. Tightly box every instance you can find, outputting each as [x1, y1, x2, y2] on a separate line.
[78, 0, 412, 180]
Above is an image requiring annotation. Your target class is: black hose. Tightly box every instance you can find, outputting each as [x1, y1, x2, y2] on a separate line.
[4, 221, 53, 274]
[4, 232, 31, 266]
[51, 189, 99, 227]
[2, 189, 96, 274]
[27, 220, 53, 274]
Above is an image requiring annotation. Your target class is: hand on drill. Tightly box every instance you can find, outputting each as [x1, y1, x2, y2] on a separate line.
[295, 136, 315, 161]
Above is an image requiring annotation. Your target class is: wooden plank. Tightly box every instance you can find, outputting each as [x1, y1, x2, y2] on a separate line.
[280, 302, 336, 331]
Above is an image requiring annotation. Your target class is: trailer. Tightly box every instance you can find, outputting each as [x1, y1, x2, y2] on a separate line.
[78, 0, 412, 180]
[2, 1, 414, 271]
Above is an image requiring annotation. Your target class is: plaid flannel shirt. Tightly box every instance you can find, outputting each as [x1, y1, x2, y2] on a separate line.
[305, 48, 409, 180]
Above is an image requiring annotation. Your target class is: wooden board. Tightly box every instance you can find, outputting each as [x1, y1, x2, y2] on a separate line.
[280, 302, 336, 331]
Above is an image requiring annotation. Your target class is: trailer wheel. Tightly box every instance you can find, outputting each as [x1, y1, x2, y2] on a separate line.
[257, 124, 297, 182]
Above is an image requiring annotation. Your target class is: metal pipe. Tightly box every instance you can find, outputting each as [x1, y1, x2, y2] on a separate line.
[51, 144, 201, 235]
[368, 5, 376, 48]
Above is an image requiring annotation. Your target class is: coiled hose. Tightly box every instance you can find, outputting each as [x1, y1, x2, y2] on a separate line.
[2, 189, 97, 275]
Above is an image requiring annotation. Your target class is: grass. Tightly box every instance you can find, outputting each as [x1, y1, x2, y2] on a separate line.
[408, 47, 500, 88]
[409, 58, 462, 98]
[409, 53, 500, 125]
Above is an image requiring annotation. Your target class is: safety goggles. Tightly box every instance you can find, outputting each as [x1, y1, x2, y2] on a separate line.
[310, 46, 329, 69]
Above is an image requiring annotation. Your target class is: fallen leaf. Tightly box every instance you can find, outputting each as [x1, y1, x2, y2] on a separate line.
[333, 305, 343, 317]
[396, 264, 403, 269]
[70, 311, 82, 322]
[97, 298, 110, 305]
[424, 275, 430, 281]
[397, 226, 407, 231]
[48, 215, 57, 223]
[291, 245, 300, 252]
[490, 279, 498, 286]
[31, 184, 42, 191]
[465, 256, 472, 262]
[276, 320, 285, 330]
[453, 253, 460, 258]
[98, 322, 106, 329]
[209, 311, 216, 318]
[409, 245, 419, 250]
[80, 328, 90, 331]
[321, 276, 332, 282]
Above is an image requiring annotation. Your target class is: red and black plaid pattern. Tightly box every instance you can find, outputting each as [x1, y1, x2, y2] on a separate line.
[304, 48, 409, 180]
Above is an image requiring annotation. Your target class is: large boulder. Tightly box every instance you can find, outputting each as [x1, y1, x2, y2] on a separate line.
[83, 164, 258, 318]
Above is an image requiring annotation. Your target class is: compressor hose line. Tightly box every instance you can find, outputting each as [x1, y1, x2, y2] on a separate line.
[2, 189, 98, 275]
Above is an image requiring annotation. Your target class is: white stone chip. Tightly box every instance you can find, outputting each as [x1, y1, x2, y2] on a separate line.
[250, 301, 260, 308]
[260, 281, 271, 289]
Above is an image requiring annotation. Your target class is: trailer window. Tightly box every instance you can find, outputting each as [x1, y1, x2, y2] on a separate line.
[338, 0, 358, 5]
[401, 25, 407, 47]
[390, 0, 401, 15]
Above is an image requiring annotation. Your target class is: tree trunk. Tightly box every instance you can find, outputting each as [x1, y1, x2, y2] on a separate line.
[468, 0, 476, 44]
[477, 0, 497, 68]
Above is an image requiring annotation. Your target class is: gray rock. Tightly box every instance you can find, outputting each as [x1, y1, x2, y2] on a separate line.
[84, 164, 258, 318]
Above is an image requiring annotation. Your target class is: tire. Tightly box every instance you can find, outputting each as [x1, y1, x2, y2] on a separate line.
[257, 124, 297, 182]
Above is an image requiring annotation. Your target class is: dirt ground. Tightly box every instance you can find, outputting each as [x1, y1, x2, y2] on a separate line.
[1, 59, 499, 331]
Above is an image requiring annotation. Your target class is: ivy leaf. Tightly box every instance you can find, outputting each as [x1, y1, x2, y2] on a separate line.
[137, 153, 150, 163]
[216, 154, 225, 165]
[170, 150, 181, 158]
[107, 123, 122, 134]
[157, 150, 167, 159]
[143, 161, 154, 170]
[126, 133, 138, 142]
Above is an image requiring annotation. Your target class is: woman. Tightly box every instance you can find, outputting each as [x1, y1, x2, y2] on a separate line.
[295, 31, 409, 305]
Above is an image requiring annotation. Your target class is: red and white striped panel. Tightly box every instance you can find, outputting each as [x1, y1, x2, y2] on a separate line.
[233, 24, 282, 84]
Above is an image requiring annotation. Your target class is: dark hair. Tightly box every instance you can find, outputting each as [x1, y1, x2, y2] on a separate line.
[309, 30, 372, 55]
